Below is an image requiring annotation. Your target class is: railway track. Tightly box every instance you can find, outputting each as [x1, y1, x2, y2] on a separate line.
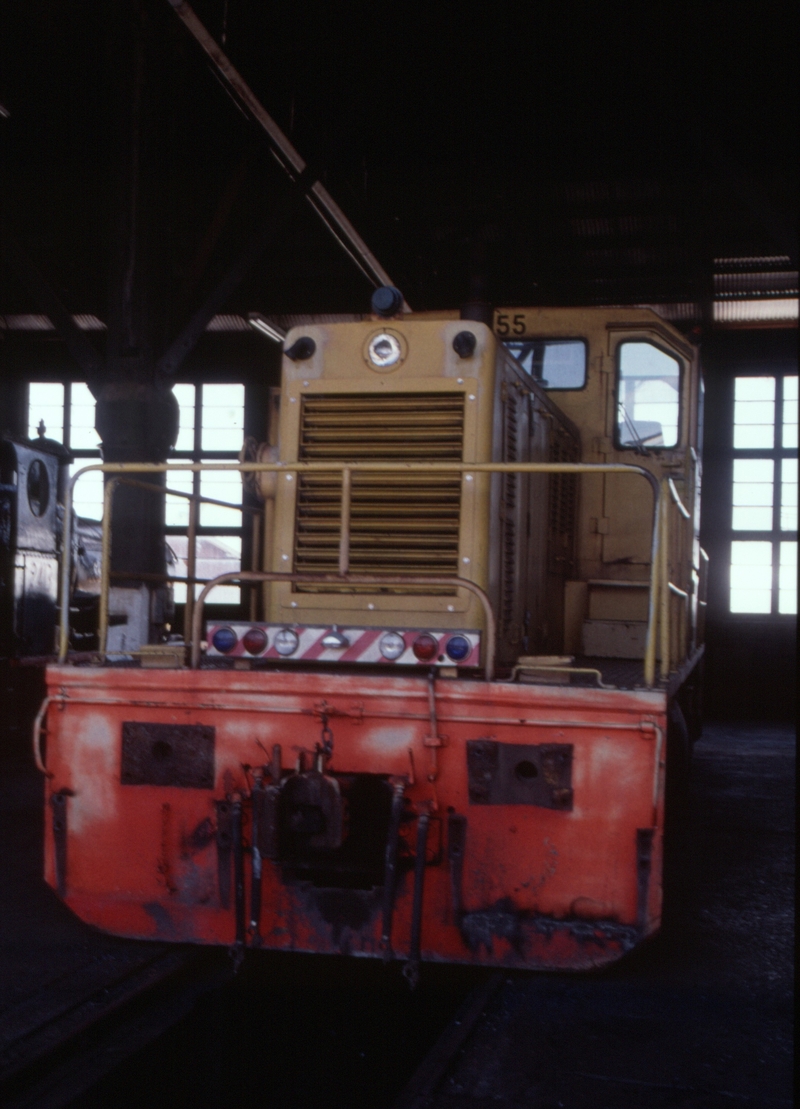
[0, 945, 231, 1109]
[391, 970, 506, 1109]
[16, 950, 497, 1109]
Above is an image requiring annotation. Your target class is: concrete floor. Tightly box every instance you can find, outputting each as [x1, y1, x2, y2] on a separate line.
[426, 722, 795, 1108]
[0, 668, 177, 1084]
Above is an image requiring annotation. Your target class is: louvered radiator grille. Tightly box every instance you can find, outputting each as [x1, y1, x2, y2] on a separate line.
[294, 394, 464, 592]
[547, 424, 579, 574]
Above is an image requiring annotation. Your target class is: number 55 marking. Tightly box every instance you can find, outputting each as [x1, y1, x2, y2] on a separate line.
[495, 312, 527, 337]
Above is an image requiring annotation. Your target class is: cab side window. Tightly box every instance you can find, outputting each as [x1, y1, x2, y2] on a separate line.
[616, 341, 681, 449]
[504, 339, 586, 389]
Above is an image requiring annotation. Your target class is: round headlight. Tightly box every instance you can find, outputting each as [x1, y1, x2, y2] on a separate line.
[242, 627, 268, 655]
[379, 631, 406, 660]
[412, 633, 439, 662]
[445, 634, 471, 662]
[273, 627, 300, 657]
[368, 332, 402, 368]
[212, 626, 238, 654]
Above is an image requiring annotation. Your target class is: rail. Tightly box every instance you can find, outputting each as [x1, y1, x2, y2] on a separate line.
[668, 476, 691, 519]
[660, 473, 699, 672]
[59, 460, 663, 685]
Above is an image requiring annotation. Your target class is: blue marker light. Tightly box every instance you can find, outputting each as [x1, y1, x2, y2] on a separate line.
[445, 634, 471, 662]
[212, 626, 238, 654]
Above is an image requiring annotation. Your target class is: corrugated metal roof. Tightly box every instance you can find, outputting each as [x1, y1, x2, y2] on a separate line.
[714, 272, 798, 297]
[0, 314, 106, 330]
[713, 298, 798, 323]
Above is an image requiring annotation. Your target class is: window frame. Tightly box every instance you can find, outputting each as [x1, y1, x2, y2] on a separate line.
[165, 381, 249, 609]
[613, 338, 684, 452]
[165, 383, 244, 545]
[26, 378, 250, 613]
[727, 371, 797, 617]
[502, 337, 589, 391]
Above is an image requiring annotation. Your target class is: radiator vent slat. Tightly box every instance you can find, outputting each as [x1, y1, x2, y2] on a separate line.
[295, 394, 465, 591]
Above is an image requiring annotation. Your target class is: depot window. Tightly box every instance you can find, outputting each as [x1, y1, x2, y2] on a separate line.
[616, 341, 681, 449]
[27, 381, 246, 606]
[729, 375, 797, 615]
[503, 339, 587, 389]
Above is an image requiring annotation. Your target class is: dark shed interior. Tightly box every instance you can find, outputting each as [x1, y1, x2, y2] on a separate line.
[1, 0, 796, 711]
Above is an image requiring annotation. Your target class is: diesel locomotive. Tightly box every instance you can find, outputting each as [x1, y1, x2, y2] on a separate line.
[35, 297, 705, 974]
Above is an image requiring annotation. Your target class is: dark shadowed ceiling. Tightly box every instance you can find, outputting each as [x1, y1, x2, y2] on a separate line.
[0, 0, 797, 352]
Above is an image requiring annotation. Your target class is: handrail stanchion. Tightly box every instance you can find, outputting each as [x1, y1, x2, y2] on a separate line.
[659, 488, 670, 679]
[185, 492, 199, 642]
[249, 506, 261, 621]
[57, 474, 76, 663]
[98, 477, 118, 659]
[642, 479, 661, 689]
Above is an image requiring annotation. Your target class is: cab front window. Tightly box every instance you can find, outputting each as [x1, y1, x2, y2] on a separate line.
[504, 339, 586, 389]
[616, 341, 681, 449]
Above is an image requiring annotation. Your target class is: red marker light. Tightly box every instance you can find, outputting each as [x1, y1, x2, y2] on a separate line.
[412, 633, 438, 662]
[242, 627, 268, 655]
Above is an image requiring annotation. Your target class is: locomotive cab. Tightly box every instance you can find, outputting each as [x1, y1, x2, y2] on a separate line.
[497, 307, 703, 676]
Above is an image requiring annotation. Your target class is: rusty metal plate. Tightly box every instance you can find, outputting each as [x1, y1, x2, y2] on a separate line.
[466, 739, 573, 810]
[121, 722, 215, 788]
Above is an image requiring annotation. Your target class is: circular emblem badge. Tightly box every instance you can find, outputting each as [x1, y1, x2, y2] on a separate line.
[363, 329, 407, 372]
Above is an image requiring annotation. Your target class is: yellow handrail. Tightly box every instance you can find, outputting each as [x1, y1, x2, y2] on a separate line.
[659, 486, 670, 679]
[59, 459, 662, 684]
[668, 476, 691, 519]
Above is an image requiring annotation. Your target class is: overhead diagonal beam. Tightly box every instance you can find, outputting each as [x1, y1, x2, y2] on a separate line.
[1, 228, 103, 380]
[156, 177, 309, 377]
[166, 0, 409, 308]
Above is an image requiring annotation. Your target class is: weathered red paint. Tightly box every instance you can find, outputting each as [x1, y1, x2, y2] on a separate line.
[42, 665, 666, 970]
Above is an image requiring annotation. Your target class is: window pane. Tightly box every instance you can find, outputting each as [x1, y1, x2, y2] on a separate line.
[504, 339, 586, 389]
[730, 540, 772, 613]
[69, 462, 104, 521]
[735, 377, 775, 401]
[733, 399, 776, 425]
[172, 384, 197, 452]
[166, 535, 189, 604]
[617, 342, 680, 448]
[733, 377, 774, 449]
[165, 468, 195, 527]
[198, 536, 241, 604]
[201, 384, 245, 451]
[167, 535, 242, 604]
[199, 465, 242, 527]
[28, 383, 65, 443]
[733, 423, 775, 449]
[731, 458, 774, 530]
[779, 542, 797, 614]
[70, 383, 100, 449]
[783, 375, 798, 449]
[732, 506, 774, 530]
[732, 458, 774, 484]
[780, 459, 798, 532]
